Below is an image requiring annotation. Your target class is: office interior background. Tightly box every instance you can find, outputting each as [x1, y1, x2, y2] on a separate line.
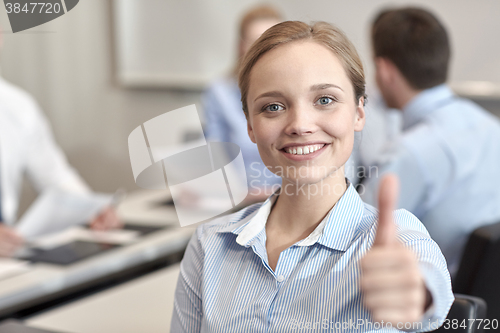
[0, 0, 499, 217]
[0, 0, 499, 331]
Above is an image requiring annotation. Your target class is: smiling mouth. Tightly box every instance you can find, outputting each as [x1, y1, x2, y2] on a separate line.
[282, 144, 327, 155]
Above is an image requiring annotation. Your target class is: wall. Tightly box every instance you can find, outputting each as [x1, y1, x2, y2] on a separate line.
[0, 0, 202, 216]
[1, 0, 499, 217]
[115, 0, 500, 91]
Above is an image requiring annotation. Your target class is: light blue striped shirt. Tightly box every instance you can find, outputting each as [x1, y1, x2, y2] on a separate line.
[172, 183, 453, 332]
[361, 84, 500, 276]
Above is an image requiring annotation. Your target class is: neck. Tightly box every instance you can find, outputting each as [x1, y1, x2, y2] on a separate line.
[397, 87, 420, 110]
[268, 167, 348, 236]
[389, 78, 421, 110]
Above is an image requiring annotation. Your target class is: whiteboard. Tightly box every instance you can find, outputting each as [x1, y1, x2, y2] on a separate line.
[113, 0, 500, 96]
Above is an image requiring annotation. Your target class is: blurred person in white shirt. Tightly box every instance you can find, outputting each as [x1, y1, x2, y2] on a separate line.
[0, 77, 121, 256]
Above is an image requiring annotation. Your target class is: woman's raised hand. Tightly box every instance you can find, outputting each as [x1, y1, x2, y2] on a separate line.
[360, 174, 429, 327]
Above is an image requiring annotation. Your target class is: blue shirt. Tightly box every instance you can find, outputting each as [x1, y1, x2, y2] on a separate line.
[171, 183, 453, 332]
[361, 84, 500, 276]
[202, 78, 282, 192]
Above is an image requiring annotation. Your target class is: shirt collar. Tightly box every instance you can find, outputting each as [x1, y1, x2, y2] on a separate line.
[402, 84, 455, 130]
[216, 187, 279, 237]
[218, 182, 366, 252]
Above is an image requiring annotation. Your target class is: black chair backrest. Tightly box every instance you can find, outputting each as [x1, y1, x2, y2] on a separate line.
[453, 221, 500, 320]
[433, 294, 487, 333]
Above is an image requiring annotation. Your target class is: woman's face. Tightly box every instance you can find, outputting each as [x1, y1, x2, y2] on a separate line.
[246, 40, 365, 186]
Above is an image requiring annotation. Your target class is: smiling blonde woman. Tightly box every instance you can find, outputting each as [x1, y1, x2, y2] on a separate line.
[171, 21, 453, 333]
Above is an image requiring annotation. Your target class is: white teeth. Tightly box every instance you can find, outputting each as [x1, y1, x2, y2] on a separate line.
[286, 144, 325, 155]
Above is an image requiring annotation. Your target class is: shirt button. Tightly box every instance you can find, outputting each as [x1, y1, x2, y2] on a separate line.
[277, 275, 285, 282]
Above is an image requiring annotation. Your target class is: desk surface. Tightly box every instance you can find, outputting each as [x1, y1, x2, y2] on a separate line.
[0, 189, 193, 319]
[117, 189, 178, 226]
[26, 264, 181, 333]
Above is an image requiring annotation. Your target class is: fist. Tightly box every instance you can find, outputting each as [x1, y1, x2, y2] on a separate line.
[90, 207, 122, 231]
[0, 224, 24, 257]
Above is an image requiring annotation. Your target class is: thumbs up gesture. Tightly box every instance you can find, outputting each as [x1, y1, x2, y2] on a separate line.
[360, 175, 429, 326]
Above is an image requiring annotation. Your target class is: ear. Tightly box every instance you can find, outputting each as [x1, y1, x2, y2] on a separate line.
[375, 57, 400, 85]
[354, 97, 366, 132]
[247, 118, 256, 143]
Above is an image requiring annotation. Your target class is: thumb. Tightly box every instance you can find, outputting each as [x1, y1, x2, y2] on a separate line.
[373, 174, 399, 247]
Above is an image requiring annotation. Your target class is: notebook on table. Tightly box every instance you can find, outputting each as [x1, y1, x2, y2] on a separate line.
[27, 240, 119, 266]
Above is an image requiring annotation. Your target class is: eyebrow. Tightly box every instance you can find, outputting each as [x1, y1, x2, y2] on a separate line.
[310, 83, 343, 92]
[253, 84, 344, 103]
[253, 83, 344, 102]
[253, 91, 283, 103]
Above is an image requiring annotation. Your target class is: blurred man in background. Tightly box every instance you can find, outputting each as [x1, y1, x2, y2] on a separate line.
[362, 7, 500, 276]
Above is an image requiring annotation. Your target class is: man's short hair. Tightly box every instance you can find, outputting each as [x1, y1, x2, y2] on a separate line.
[372, 7, 450, 90]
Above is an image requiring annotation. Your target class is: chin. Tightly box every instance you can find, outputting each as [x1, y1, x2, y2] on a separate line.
[282, 175, 323, 186]
[280, 175, 347, 197]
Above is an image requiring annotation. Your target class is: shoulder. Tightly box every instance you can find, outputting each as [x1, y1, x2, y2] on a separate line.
[202, 77, 241, 118]
[0, 78, 43, 125]
[392, 208, 431, 241]
[439, 96, 491, 117]
[0, 78, 39, 110]
[429, 98, 497, 135]
[192, 202, 263, 243]
[204, 77, 238, 98]
[405, 97, 500, 171]
[398, 122, 450, 181]
[360, 203, 431, 242]
[400, 122, 436, 153]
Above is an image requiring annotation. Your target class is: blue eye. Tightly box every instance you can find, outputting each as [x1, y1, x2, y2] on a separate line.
[264, 104, 284, 112]
[317, 97, 333, 105]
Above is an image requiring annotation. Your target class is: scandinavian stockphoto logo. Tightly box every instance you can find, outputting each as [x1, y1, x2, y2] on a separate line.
[4, 0, 79, 33]
[128, 105, 248, 227]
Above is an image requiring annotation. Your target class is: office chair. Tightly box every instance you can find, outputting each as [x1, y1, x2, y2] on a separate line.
[433, 294, 487, 333]
[452, 221, 500, 320]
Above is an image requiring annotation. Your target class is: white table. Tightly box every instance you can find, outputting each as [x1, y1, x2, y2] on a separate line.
[26, 264, 181, 333]
[117, 189, 178, 226]
[0, 189, 194, 319]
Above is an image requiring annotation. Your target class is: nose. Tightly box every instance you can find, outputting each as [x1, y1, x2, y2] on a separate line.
[284, 105, 318, 136]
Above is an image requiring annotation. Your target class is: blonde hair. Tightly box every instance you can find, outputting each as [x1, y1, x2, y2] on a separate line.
[239, 4, 283, 40]
[238, 21, 366, 116]
[233, 4, 283, 76]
